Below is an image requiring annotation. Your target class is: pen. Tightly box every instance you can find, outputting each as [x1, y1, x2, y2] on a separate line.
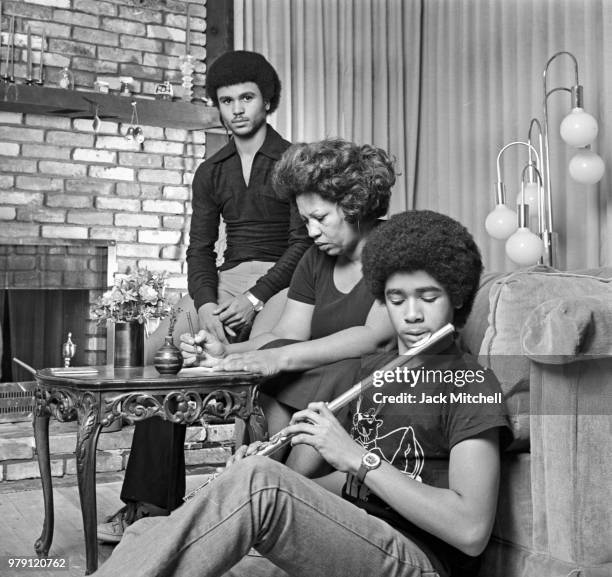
[186, 312, 201, 365]
[186, 311, 195, 337]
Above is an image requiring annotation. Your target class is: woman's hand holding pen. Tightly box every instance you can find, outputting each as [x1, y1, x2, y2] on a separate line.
[179, 330, 227, 367]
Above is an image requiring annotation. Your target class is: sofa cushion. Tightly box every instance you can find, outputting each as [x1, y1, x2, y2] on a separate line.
[522, 294, 612, 363]
[476, 265, 612, 444]
[479, 266, 612, 394]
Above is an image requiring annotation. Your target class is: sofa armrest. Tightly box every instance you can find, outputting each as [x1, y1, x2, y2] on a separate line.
[527, 354, 612, 565]
[521, 295, 612, 364]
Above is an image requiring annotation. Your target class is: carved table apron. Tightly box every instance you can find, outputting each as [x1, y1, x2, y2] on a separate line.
[33, 366, 266, 575]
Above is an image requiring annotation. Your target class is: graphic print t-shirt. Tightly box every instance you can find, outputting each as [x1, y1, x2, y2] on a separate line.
[341, 344, 511, 577]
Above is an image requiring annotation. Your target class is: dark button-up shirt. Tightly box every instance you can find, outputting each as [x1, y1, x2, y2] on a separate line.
[187, 125, 311, 310]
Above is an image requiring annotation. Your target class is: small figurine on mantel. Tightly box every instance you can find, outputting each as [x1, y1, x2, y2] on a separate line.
[58, 67, 74, 90]
[62, 332, 76, 367]
[154, 81, 173, 101]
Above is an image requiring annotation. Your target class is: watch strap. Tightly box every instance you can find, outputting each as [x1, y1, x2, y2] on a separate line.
[245, 291, 264, 312]
[356, 463, 369, 485]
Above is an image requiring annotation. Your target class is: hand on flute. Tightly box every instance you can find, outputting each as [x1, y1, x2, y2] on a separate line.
[282, 402, 364, 474]
[225, 440, 267, 470]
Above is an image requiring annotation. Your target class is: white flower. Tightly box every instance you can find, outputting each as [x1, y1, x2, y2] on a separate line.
[139, 284, 159, 303]
[100, 290, 115, 306]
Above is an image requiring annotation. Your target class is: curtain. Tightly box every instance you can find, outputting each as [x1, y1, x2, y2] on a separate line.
[234, 0, 423, 214]
[235, 0, 610, 270]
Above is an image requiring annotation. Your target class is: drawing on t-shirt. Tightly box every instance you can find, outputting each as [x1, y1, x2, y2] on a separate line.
[352, 406, 425, 482]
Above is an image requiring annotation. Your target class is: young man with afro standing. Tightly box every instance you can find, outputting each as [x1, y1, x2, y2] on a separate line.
[98, 51, 309, 543]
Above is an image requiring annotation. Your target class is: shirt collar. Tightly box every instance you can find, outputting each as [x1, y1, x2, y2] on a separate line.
[212, 124, 287, 163]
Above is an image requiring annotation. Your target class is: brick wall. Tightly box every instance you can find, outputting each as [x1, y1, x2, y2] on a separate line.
[0, 420, 234, 483]
[0, 242, 109, 288]
[0, 0, 209, 291]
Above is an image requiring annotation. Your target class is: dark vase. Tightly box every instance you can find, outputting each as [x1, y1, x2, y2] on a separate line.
[114, 320, 145, 368]
[153, 335, 184, 375]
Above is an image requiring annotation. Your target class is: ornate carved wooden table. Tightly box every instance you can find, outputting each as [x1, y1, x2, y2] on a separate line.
[33, 366, 265, 575]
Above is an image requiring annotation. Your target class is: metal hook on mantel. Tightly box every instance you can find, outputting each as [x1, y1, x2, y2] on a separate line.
[93, 104, 101, 132]
[127, 99, 145, 144]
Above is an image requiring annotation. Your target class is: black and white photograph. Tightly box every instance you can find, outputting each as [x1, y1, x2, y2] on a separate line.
[0, 1, 610, 576]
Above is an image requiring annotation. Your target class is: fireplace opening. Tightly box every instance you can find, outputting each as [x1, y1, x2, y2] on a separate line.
[0, 241, 116, 420]
[1, 289, 91, 382]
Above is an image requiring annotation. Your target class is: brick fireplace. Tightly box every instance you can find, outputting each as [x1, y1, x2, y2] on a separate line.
[0, 0, 218, 418]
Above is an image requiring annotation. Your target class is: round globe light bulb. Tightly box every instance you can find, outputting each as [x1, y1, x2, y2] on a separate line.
[505, 227, 543, 266]
[485, 204, 518, 240]
[560, 108, 599, 147]
[568, 149, 605, 184]
[515, 182, 540, 213]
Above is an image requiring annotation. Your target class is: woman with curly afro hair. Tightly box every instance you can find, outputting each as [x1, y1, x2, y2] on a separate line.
[181, 138, 398, 470]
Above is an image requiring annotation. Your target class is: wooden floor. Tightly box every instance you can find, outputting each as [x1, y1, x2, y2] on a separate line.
[0, 472, 209, 577]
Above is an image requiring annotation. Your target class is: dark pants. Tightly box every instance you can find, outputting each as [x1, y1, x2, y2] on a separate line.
[120, 417, 187, 511]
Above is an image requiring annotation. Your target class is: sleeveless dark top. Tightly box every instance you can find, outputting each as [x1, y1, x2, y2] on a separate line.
[260, 246, 376, 409]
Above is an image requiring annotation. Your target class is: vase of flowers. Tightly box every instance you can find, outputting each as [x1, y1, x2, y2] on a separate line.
[91, 269, 170, 368]
[153, 305, 184, 375]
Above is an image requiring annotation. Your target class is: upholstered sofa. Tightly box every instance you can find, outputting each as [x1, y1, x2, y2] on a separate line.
[253, 265, 612, 575]
[458, 266, 612, 577]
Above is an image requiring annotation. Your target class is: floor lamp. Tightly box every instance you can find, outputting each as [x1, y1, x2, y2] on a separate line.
[486, 51, 605, 267]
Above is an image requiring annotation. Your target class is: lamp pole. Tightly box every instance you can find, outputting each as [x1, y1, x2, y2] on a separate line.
[540, 51, 579, 267]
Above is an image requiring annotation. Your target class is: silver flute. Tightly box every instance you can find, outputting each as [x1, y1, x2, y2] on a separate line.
[184, 323, 455, 501]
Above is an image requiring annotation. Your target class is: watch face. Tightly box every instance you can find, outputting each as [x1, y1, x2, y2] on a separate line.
[363, 452, 381, 468]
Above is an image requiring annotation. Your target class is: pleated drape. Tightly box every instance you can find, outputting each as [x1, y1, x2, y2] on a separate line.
[234, 0, 610, 270]
[234, 0, 423, 214]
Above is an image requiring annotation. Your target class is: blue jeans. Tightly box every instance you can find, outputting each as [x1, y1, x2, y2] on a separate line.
[94, 458, 440, 577]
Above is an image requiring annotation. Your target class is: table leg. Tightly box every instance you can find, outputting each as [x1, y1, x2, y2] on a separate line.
[232, 417, 247, 449]
[75, 394, 103, 575]
[33, 412, 54, 557]
[245, 400, 268, 444]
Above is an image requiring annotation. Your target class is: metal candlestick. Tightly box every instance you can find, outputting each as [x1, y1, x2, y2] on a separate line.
[25, 26, 33, 84]
[62, 332, 76, 367]
[1, 15, 15, 83]
[179, 54, 194, 102]
[36, 29, 45, 85]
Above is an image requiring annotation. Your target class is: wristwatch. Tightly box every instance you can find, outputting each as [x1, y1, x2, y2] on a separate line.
[356, 451, 381, 484]
[245, 291, 264, 312]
